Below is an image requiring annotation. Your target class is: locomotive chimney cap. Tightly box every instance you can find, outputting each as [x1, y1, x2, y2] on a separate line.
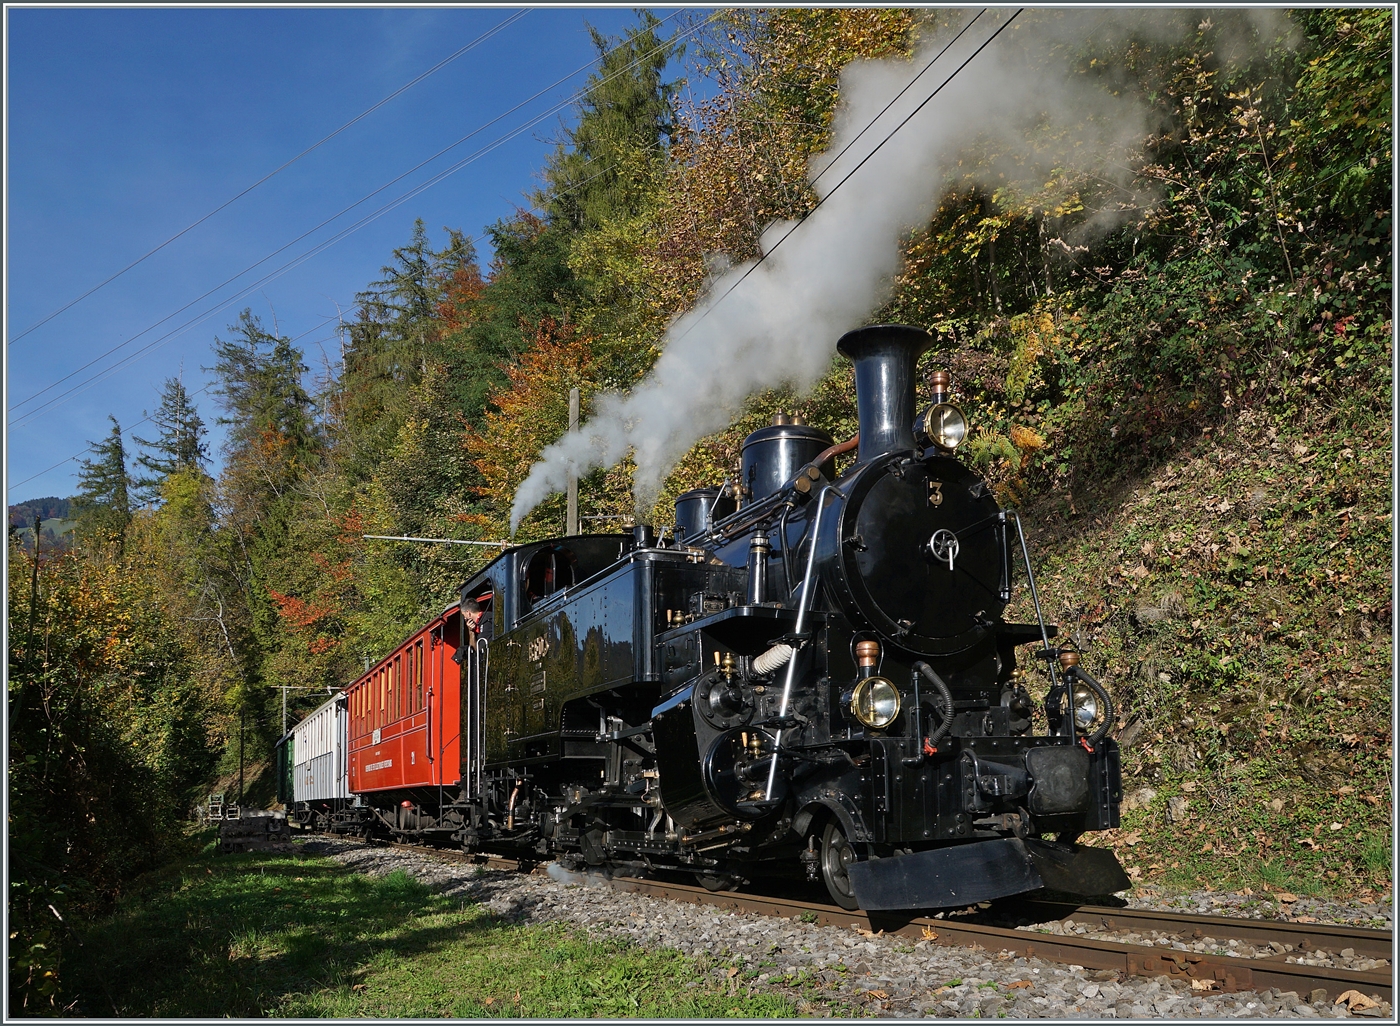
[836, 324, 935, 465]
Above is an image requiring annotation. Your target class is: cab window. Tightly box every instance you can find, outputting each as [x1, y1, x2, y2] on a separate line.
[521, 545, 579, 611]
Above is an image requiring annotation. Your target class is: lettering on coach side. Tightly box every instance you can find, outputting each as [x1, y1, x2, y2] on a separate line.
[365, 759, 393, 773]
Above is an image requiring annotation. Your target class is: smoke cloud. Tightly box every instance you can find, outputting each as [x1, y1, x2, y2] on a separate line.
[510, 10, 1287, 530]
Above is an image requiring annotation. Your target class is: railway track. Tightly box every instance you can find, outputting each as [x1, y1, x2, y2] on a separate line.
[372, 839, 1392, 1005]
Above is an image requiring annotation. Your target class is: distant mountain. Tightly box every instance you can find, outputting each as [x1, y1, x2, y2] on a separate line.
[8, 498, 76, 554]
[9, 496, 71, 528]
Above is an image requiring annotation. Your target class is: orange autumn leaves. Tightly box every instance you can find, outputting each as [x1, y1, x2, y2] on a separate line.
[463, 319, 597, 512]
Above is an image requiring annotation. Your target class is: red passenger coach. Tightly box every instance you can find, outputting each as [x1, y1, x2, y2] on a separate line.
[344, 602, 464, 838]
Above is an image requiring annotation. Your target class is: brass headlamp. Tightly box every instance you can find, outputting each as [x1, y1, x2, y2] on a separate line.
[913, 371, 967, 452]
[850, 640, 901, 730]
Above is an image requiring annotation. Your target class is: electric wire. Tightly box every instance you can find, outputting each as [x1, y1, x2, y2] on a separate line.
[10, 156, 621, 482]
[11, 11, 701, 422]
[8, 316, 344, 492]
[10, 15, 704, 486]
[672, 9, 1023, 344]
[12, 137, 626, 429]
[5, 9, 530, 348]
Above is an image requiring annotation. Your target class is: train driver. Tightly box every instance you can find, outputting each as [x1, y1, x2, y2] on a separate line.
[462, 598, 484, 638]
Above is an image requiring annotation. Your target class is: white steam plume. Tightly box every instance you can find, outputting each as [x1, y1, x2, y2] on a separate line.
[510, 10, 1281, 531]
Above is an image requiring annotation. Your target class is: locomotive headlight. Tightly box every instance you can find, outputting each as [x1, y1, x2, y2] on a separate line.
[914, 402, 968, 452]
[850, 676, 901, 730]
[1071, 682, 1099, 730]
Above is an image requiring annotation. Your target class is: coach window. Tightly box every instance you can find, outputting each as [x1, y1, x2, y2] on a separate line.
[415, 642, 424, 709]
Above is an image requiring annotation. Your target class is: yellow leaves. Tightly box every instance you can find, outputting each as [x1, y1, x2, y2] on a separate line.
[463, 321, 603, 531]
[1009, 425, 1045, 452]
[1005, 308, 1061, 405]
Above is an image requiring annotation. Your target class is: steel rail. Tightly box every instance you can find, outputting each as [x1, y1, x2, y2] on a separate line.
[602, 877, 1392, 1004]
[1019, 900, 1393, 959]
[315, 837, 1392, 1003]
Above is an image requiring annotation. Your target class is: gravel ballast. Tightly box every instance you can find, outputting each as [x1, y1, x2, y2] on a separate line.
[296, 837, 1391, 1019]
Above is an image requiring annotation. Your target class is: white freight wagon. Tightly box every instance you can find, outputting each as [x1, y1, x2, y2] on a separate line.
[288, 693, 350, 828]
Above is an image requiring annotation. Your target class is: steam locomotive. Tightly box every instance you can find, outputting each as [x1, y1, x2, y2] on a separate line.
[281, 324, 1128, 911]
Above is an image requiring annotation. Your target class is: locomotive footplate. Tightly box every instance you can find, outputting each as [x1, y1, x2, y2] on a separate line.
[848, 837, 1130, 911]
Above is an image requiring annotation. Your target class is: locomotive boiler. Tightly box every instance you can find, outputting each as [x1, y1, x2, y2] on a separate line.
[444, 323, 1128, 910]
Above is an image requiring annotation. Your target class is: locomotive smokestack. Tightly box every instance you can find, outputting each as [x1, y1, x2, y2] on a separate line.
[836, 324, 935, 465]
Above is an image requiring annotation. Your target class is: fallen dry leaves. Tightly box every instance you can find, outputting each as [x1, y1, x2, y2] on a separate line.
[1335, 990, 1381, 1012]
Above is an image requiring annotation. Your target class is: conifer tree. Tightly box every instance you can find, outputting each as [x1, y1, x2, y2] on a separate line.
[210, 310, 317, 455]
[72, 415, 132, 551]
[132, 377, 207, 502]
[542, 11, 682, 231]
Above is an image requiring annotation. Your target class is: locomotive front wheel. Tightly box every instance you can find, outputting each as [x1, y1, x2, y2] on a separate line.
[820, 822, 860, 911]
[695, 872, 741, 893]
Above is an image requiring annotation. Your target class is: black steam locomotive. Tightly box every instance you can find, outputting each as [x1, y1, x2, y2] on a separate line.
[453, 324, 1127, 910]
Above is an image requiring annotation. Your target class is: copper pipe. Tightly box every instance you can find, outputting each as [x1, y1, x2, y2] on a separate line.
[506, 780, 523, 831]
[813, 432, 859, 467]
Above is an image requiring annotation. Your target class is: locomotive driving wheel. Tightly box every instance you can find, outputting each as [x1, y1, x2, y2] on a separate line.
[820, 822, 860, 911]
[695, 871, 742, 892]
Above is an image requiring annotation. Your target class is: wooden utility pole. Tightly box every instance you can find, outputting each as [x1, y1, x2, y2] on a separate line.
[566, 387, 580, 536]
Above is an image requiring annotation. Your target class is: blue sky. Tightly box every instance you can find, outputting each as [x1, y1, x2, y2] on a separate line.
[6, 6, 697, 504]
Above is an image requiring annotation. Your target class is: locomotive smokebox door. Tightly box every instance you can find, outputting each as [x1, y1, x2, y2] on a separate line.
[824, 454, 1009, 657]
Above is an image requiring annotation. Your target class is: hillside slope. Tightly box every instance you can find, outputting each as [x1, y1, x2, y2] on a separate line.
[1016, 380, 1391, 897]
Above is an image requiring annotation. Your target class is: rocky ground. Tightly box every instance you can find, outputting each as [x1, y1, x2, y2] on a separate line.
[1125, 885, 1393, 932]
[295, 837, 1391, 1019]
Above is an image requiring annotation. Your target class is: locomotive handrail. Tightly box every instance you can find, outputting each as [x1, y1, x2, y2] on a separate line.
[1005, 510, 1072, 743]
[765, 485, 834, 800]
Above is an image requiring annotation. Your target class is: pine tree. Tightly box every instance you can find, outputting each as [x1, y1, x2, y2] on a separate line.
[209, 309, 316, 454]
[72, 415, 132, 550]
[333, 226, 484, 476]
[542, 11, 682, 232]
[132, 377, 207, 502]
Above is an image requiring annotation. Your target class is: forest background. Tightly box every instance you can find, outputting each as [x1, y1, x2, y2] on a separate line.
[7, 8, 1391, 1010]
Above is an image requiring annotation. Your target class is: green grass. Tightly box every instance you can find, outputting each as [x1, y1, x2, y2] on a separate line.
[63, 844, 796, 1018]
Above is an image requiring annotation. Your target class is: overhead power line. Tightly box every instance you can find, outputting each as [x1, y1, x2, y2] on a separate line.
[10, 13, 703, 489]
[676, 9, 1022, 343]
[12, 156, 627, 432]
[11, 9, 701, 425]
[5, 9, 530, 349]
[7, 314, 344, 494]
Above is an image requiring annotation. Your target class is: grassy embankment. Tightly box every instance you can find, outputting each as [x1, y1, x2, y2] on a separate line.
[62, 836, 798, 1018]
[1015, 380, 1391, 903]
